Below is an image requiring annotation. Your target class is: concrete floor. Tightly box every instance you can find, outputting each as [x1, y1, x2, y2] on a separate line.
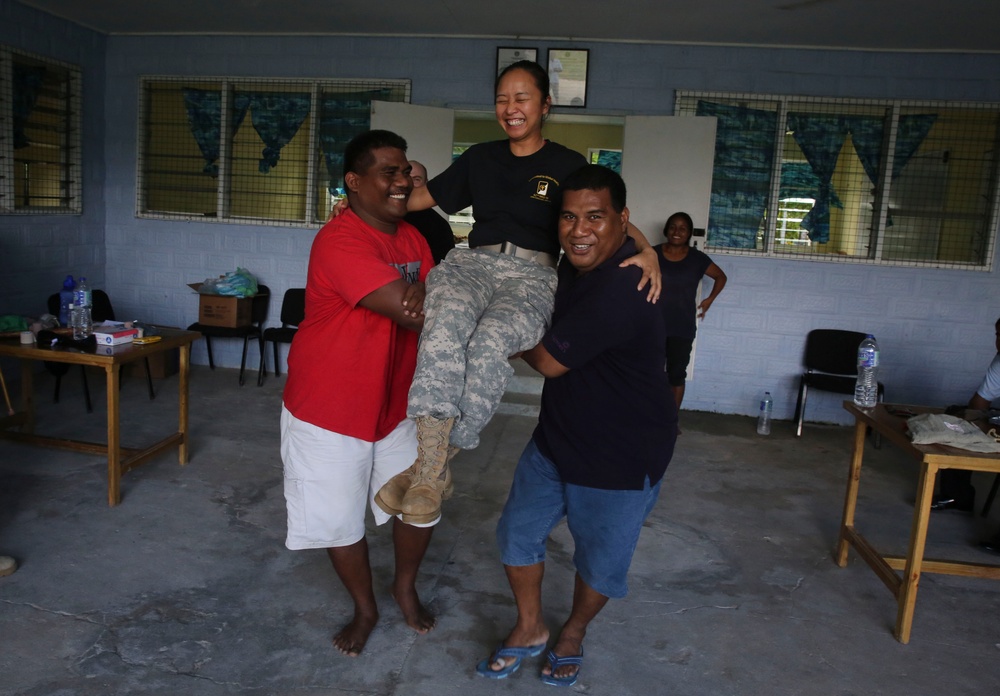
[2, 363, 1000, 695]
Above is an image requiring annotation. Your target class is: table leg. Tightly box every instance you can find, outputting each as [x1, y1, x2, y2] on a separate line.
[106, 365, 122, 506]
[836, 417, 867, 566]
[895, 461, 937, 644]
[20, 359, 35, 433]
[178, 344, 190, 465]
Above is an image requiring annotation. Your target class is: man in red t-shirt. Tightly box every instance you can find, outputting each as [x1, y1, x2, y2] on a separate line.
[280, 130, 434, 657]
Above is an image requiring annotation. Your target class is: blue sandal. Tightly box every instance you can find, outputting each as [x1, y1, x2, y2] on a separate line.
[475, 642, 547, 679]
[540, 648, 584, 687]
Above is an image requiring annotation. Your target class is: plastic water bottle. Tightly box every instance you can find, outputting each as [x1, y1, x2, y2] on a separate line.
[853, 334, 880, 408]
[70, 301, 91, 340]
[71, 277, 92, 340]
[757, 391, 773, 435]
[59, 275, 75, 326]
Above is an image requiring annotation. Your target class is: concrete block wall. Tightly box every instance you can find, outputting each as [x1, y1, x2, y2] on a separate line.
[0, 0, 107, 318]
[5, 0, 1000, 423]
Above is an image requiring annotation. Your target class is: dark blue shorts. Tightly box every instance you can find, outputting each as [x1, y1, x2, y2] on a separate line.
[665, 336, 694, 387]
[496, 438, 661, 598]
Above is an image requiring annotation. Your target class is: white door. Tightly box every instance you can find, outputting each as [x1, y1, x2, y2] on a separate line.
[622, 115, 718, 382]
[370, 101, 455, 187]
[621, 115, 717, 248]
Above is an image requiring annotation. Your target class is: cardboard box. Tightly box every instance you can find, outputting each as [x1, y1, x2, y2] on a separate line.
[94, 327, 139, 346]
[188, 283, 252, 328]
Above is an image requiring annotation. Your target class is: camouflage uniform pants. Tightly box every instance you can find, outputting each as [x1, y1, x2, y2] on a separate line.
[407, 248, 557, 449]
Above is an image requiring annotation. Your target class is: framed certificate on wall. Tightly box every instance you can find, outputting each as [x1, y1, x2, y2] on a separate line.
[546, 48, 589, 108]
[496, 47, 538, 75]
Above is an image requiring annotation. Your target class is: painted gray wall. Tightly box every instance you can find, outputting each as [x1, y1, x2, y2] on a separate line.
[4, 0, 1000, 425]
[0, 0, 106, 317]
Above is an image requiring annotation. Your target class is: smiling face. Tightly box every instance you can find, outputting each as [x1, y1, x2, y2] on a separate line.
[344, 146, 412, 233]
[495, 67, 550, 148]
[559, 187, 629, 274]
[664, 213, 693, 248]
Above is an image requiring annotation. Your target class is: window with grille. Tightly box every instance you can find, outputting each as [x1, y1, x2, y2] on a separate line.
[0, 47, 82, 214]
[676, 92, 1000, 269]
[138, 77, 410, 226]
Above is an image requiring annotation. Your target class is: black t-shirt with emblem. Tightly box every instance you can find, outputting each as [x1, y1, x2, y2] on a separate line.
[426, 139, 587, 257]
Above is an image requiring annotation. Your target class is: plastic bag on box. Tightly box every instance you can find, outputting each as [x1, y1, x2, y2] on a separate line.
[198, 268, 258, 298]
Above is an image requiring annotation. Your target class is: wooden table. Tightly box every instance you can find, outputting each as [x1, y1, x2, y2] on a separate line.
[0, 328, 200, 506]
[836, 401, 1000, 643]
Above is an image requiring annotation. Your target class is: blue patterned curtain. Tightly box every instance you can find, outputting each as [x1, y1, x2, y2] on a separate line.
[246, 92, 311, 173]
[786, 113, 852, 243]
[12, 64, 46, 149]
[780, 162, 843, 209]
[182, 88, 250, 176]
[844, 115, 885, 186]
[317, 90, 391, 194]
[844, 113, 938, 186]
[594, 150, 622, 173]
[696, 101, 778, 249]
[892, 115, 938, 179]
[844, 113, 937, 227]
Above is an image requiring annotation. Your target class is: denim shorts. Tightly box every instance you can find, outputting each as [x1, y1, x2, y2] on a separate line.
[496, 438, 662, 599]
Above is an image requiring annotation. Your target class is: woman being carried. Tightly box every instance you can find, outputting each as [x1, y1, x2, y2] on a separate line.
[376, 60, 661, 524]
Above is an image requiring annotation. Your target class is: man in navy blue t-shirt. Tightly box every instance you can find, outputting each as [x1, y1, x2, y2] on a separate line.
[475, 165, 676, 686]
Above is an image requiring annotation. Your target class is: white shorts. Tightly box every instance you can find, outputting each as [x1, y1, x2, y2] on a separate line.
[280, 405, 428, 550]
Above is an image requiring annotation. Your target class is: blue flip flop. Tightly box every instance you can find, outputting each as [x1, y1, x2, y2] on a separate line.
[475, 642, 547, 679]
[540, 648, 584, 687]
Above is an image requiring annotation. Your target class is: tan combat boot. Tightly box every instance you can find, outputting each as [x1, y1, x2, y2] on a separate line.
[374, 461, 419, 516]
[400, 416, 457, 524]
[375, 417, 457, 517]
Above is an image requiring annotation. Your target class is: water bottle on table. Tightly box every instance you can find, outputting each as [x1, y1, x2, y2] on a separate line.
[757, 391, 773, 435]
[58, 275, 75, 326]
[853, 334, 879, 408]
[71, 277, 92, 340]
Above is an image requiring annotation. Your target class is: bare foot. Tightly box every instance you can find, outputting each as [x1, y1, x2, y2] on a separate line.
[332, 611, 378, 657]
[391, 584, 436, 634]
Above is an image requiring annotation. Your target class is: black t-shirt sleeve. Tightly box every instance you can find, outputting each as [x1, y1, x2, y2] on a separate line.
[426, 149, 473, 215]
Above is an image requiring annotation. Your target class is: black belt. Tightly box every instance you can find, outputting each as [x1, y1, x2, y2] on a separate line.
[477, 242, 557, 268]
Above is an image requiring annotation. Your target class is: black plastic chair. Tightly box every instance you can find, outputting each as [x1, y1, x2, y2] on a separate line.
[257, 288, 305, 386]
[45, 290, 156, 412]
[187, 285, 270, 387]
[793, 329, 884, 446]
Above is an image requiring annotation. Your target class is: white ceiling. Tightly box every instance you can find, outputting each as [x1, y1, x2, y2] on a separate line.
[15, 0, 1000, 53]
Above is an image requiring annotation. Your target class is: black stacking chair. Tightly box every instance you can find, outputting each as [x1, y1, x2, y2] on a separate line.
[793, 328, 884, 446]
[257, 288, 305, 386]
[187, 285, 270, 387]
[45, 290, 156, 412]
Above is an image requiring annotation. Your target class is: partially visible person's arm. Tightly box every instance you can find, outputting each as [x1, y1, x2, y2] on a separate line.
[520, 342, 569, 379]
[969, 354, 1000, 410]
[406, 185, 436, 213]
[358, 279, 425, 332]
[969, 392, 991, 410]
[619, 222, 661, 303]
[697, 263, 728, 318]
